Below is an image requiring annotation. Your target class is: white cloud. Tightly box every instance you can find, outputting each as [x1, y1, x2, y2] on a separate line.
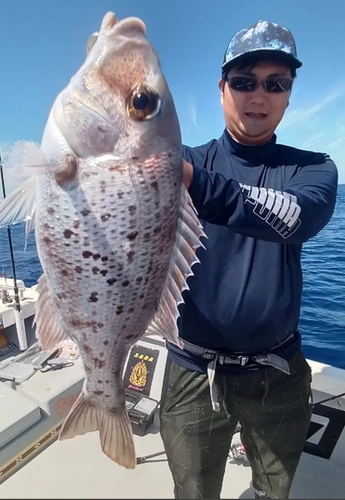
[188, 97, 201, 131]
[279, 86, 345, 130]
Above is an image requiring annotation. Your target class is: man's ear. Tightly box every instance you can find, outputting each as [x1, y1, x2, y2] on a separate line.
[219, 79, 225, 106]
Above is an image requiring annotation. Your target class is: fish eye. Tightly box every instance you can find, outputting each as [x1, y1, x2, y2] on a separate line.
[127, 86, 161, 121]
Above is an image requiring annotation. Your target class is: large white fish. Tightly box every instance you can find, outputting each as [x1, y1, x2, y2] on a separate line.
[0, 12, 205, 468]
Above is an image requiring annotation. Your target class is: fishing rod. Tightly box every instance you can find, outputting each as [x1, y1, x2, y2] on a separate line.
[0, 147, 27, 350]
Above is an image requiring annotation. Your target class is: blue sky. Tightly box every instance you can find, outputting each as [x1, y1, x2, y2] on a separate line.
[0, 0, 344, 187]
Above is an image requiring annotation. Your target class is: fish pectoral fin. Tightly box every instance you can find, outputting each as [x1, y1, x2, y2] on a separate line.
[144, 185, 206, 348]
[0, 177, 36, 230]
[5, 140, 76, 195]
[34, 273, 70, 350]
[59, 392, 136, 469]
[0, 140, 68, 236]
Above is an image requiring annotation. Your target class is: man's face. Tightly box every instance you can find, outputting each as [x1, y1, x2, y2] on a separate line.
[219, 61, 292, 145]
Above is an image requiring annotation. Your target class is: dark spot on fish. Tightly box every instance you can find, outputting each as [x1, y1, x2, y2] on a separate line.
[88, 292, 99, 303]
[98, 380, 102, 384]
[92, 267, 99, 275]
[116, 306, 124, 315]
[109, 265, 116, 269]
[138, 168, 143, 175]
[100, 352, 105, 357]
[93, 390, 104, 396]
[105, 395, 111, 398]
[117, 191, 124, 199]
[75, 266, 83, 274]
[73, 239, 79, 244]
[107, 278, 117, 285]
[142, 304, 147, 310]
[119, 231, 126, 236]
[127, 250, 135, 263]
[83, 251, 93, 258]
[122, 280, 129, 287]
[143, 233, 150, 241]
[47, 207, 55, 215]
[153, 226, 161, 234]
[83, 344, 91, 354]
[126, 334, 134, 339]
[127, 231, 138, 241]
[61, 270, 68, 277]
[174, 182, 178, 187]
[43, 236, 52, 245]
[101, 213, 111, 222]
[136, 277, 143, 283]
[168, 152, 172, 157]
[73, 220, 80, 229]
[103, 340, 109, 345]
[105, 380, 110, 384]
[101, 256, 108, 262]
[139, 294, 144, 299]
[128, 205, 137, 214]
[81, 208, 91, 216]
[64, 229, 74, 239]
[98, 323, 104, 328]
[131, 155, 139, 160]
[151, 181, 158, 191]
[128, 307, 135, 313]
[97, 125, 106, 133]
[93, 358, 105, 369]
[100, 270, 108, 276]
[93, 253, 101, 260]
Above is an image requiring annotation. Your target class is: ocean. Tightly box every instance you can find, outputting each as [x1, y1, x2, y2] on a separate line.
[0, 184, 344, 369]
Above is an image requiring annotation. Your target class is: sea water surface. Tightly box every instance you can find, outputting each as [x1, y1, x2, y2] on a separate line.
[0, 185, 344, 369]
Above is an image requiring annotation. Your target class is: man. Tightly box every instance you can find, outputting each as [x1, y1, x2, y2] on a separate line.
[159, 20, 338, 499]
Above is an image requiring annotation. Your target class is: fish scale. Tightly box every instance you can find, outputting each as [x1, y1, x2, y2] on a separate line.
[0, 12, 206, 469]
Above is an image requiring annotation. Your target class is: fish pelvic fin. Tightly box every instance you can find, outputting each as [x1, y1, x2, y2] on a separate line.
[144, 184, 207, 347]
[34, 273, 70, 350]
[59, 392, 136, 469]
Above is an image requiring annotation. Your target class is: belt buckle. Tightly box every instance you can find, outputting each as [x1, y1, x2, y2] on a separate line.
[239, 355, 249, 366]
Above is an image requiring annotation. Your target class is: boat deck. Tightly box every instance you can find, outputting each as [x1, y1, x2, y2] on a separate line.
[0, 335, 345, 498]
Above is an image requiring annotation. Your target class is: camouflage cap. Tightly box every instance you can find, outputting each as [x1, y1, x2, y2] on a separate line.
[222, 20, 302, 73]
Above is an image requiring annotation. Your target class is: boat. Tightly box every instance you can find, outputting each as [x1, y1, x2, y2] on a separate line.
[0, 150, 344, 499]
[0, 287, 345, 499]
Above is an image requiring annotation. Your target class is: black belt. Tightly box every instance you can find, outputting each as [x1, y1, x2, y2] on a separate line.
[180, 334, 294, 412]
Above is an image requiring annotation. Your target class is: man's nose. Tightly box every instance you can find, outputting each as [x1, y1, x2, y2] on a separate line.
[248, 84, 267, 104]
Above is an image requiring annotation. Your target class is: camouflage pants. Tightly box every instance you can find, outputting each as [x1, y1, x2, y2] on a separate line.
[160, 350, 312, 499]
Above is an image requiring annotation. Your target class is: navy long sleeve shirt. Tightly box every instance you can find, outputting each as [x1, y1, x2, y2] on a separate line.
[168, 129, 338, 372]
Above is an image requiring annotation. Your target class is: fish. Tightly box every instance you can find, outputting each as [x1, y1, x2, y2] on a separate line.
[0, 12, 205, 469]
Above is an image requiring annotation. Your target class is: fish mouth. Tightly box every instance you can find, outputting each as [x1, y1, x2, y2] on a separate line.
[101, 11, 146, 37]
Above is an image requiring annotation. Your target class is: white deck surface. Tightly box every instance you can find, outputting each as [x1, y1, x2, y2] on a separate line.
[0, 335, 345, 498]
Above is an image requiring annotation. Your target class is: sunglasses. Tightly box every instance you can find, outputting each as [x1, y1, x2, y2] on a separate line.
[227, 75, 293, 93]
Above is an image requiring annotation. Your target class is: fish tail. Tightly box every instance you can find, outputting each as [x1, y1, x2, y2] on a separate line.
[59, 392, 136, 469]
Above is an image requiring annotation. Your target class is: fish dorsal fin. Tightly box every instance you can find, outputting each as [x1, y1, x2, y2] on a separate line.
[34, 273, 69, 350]
[144, 185, 206, 348]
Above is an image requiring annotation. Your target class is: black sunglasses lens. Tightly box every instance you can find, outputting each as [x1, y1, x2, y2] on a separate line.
[228, 76, 258, 92]
[265, 77, 292, 92]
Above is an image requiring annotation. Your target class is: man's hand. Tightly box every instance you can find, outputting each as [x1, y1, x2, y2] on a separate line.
[183, 160, 193, 190]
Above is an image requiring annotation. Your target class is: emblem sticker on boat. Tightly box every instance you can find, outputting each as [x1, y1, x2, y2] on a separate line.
[123, 345, 159, 397]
